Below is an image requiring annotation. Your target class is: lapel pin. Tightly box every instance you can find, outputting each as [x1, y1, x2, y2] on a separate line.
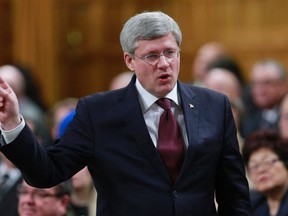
[189, 103, 194, 108]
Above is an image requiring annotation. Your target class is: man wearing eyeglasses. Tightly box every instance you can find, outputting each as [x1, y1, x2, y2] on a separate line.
[0, 11, 251, 216]
[17, 180, 71, 216]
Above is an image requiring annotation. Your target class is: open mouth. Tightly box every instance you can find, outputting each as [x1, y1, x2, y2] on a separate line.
[159, 73, 171, 80]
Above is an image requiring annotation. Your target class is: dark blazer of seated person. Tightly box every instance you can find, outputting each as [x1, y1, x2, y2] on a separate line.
[250, 189, 288, 216]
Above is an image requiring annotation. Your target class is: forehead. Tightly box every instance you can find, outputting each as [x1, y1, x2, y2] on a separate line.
[249, 147, 277, 162]
[135, 33, 179, 53]
[251, 64, 281, 80]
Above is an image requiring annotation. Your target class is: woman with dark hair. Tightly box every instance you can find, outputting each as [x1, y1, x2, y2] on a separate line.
[242, 130, 288, 216]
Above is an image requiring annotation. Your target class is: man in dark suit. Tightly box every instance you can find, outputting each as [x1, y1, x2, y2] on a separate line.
[0, 153, 22, 216]
[0, 11, 251, 216]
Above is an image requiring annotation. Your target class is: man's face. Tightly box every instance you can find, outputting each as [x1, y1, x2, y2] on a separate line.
[18, 181, 69, 216]
[124, 33, 180, 98]
[251, 64, 286, 109]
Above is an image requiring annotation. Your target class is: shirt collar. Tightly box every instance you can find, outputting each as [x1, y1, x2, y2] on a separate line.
[135, 78, 179, 112]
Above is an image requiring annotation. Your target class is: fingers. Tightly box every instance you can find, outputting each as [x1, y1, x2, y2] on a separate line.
[0, 76, 13, 94]
[0, 76, 14, 108]
[0, 96, 3, 107]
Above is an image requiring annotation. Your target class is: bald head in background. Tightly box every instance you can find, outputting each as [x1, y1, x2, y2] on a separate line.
[109, 71, 134, 90]
[0, 65, 26, 97]
[204, 68, 242, 102]
[192, 42, 228, 86]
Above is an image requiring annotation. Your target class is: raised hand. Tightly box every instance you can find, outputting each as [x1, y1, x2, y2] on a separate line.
[0, 76, 21, 130]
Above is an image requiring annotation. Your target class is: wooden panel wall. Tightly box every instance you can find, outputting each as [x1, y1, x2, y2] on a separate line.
[1, 0, 288, 107]
[0, 0, 12, 65]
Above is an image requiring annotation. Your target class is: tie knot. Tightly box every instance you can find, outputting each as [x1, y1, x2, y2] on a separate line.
[157, 98, 171, 110]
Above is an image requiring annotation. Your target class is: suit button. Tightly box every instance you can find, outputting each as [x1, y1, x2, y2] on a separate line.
[172, 190, 179, 198]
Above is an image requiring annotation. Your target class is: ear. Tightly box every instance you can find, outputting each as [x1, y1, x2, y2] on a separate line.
[284, 160, 288, 169]
[60, 195, 70, 207]
[124, 52, 135, 71]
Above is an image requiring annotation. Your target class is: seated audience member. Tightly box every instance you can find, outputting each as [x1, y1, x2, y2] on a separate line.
[240, 60, 287, 138]
[69, 167, 97, 216]
[279, 93, 288, 141]
[207, 56, 245, 86]
[0, 153, 22, 216]
[242, 130, 288, 216]
[44, 98, 78, 145]
[0, 64, 48, 143]
[203, 61, 244, 149]
[13, 64, 47, 111]
[109, 71, 134, 90]
[190, 41, 229, 87]
[17, 179, 71, 216]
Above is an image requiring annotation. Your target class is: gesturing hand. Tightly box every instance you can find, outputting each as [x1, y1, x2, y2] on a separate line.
[0, 76, 21, 130]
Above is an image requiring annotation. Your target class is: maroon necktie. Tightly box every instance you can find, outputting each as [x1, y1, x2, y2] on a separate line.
[156, 98, 184, 183]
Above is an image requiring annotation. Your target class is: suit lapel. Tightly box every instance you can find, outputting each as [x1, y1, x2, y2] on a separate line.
[120, 77, 171, 183]
[177, 82, 200, 179]
[118, 78, 201, 183]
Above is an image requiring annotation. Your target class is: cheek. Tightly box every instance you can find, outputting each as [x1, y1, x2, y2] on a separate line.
[134, 68, 154, 84]
[274, 171, 288, 184]
[37, 201, 57, 214]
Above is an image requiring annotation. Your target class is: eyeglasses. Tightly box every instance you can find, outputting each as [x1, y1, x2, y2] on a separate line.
[252, 80, 282, 87]
[17, 186, 61, 200]
[134, 50, 180, 65]
[248, 158, 280, 173]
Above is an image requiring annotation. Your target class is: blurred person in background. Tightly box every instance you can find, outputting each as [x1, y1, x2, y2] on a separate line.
[240, 60, 287, 139]
[17, 179, 71, 216]
[242, 130, 288, 216]
[190, 41, 228, 87]
[13, 64, 47, 111]
[0, 152, 22, 216]
[43, 97, 78, 147]
[279, 93, 288, 141]
[0, 64, 48, 143]
[69, 167, 97, 216]
[109, 71, 134, 90]
[203, 57, 245, 148]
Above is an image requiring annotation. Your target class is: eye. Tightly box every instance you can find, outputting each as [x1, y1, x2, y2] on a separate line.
[145, 54, 159, 61]
[164, 50, 176, 58]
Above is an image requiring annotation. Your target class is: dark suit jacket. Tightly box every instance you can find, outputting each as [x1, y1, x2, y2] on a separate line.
[1, 76, 251, 216]
[250, 190, 288, 216]
[0, 176, 22, 216]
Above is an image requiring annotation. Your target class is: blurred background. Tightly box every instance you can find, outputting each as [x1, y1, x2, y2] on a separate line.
[0, 0, 287, 108]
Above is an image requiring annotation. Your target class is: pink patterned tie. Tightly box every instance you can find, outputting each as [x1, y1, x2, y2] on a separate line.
[156, 98, 184, 183]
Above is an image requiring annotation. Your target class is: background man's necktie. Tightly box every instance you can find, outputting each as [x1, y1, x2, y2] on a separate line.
[0, 173, 9, 201]
[156, 98, 184, 183]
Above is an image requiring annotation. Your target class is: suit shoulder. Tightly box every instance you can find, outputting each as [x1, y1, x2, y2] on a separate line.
[80, 88, 127, 105]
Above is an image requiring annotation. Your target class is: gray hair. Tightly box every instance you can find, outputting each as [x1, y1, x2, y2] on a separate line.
[254, 59, 287, 80]
[120, 11, 182, 54]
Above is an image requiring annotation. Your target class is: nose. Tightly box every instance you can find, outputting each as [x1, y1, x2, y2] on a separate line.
[20, 193, 35, 204]
[157, 55, 169, 66]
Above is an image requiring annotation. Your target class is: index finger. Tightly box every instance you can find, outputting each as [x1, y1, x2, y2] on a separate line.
[0, 76, 13, 94]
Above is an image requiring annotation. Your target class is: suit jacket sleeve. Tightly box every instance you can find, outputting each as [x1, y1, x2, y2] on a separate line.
[0, 97, 95, 187]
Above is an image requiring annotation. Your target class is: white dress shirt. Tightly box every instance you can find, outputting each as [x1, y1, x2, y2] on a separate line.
[0, 115, 25, 144]
[135, 79, 188, 148]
